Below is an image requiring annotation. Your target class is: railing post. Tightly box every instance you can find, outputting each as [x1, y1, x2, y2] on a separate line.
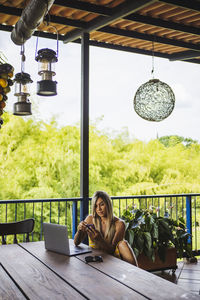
[72, 201, 77, 238]
[186, 195, 192, 246]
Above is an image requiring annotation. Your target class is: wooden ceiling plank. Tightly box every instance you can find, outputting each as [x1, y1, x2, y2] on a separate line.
[113, 19, 134, 28]
[126, 39, 151, 47]
[102, 35, 131, 43]
[172, 11, 200, 22]
[133, 23, 156, 32]
[149, 4, 176, 17]
[159, 8, 187, 19]
[160, 0, 200, 12]
[188, 20, 200, 26]
[183, 15, 200, 24]
[91, 32, 110, 39]
[145, 26, 171, 34]
[109, 0, 126, 8]
[70, 10, 90, 20]
[82, 13, 99, 22]
[183, 35, 200, 42]
[126, 23, 147, 31]
[138, 2, 165, 14]
[165, 31, 189, 38]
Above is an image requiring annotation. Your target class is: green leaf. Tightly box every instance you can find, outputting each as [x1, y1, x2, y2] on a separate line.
[145, 215, 152, 231]
[135, 209, 144, 221]
[143, 232, 152, 252]
[127, 230, 134, 247]
[152, 223, 159, 239]
[158, 246, 167, 262]
[135, 233, 144, 252]
[133, 247, 140, 258]
[124, 222, 130, 231]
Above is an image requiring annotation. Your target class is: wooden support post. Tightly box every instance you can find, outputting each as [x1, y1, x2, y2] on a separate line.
[80, 32, 89, 223]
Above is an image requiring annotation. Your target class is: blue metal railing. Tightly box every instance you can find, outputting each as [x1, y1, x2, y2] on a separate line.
[0, 198, 83, 242]
[0, 193, 199, 254]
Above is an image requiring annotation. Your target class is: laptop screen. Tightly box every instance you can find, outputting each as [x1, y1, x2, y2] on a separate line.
[43, 223, 92, 256]
[43, 223, 70, 255]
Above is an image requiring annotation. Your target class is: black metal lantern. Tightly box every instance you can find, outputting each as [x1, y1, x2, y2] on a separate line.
[35, 48, 57, 96]
[13, 72, 33, 115]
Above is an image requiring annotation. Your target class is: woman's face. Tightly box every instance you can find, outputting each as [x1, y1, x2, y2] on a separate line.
[95, 197, 107, 218]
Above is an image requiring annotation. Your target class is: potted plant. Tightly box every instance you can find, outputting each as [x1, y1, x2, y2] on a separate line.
[122, 206, 192, 272]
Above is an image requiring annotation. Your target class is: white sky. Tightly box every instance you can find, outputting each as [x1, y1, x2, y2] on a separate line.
[1, 30, 200, 142]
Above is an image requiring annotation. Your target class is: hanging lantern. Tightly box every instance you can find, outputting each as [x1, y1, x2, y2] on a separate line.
[134, 79, 175, 122]
[13, 72, 33, 115]
[35, 48, 57, 96]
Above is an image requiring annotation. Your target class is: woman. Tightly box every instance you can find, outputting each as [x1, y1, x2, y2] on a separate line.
[74, 190, 138, 266]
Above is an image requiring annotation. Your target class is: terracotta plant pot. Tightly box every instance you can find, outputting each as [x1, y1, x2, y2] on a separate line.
[137, 247, 177, 272]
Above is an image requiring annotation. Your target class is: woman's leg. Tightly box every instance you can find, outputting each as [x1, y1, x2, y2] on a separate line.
[117, 240, 138, 266]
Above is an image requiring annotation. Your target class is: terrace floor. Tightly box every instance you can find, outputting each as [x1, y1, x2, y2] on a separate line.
[154, 258, 200, 296]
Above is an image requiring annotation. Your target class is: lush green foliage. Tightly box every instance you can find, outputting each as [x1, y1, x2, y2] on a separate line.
[122, 207, 192, 262]
[1, 112, 200, 200]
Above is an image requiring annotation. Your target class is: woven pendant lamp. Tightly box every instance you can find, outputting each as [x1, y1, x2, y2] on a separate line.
[134, 78, 175, 122]
[133, 42, 175, 122]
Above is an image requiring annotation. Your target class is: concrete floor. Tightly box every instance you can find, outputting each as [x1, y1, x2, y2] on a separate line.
[154, 258, 200, 296]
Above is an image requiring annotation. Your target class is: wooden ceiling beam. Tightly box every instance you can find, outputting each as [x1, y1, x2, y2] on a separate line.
[99, 26, 200, 51]
[126, 13, 200, 36]
[54, 0, 112, 16]
[75, 38, 200, 64]
[0, 5, 86, 29]
[63, 0, 157, 43]
[169, 50, 200, 60]
[1, 23, 199, 63]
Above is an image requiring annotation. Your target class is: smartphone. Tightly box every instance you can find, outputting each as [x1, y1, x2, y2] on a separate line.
[86, 224, 95, 229]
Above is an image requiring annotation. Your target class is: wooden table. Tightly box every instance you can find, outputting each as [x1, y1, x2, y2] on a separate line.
[0, 241, 199, 300]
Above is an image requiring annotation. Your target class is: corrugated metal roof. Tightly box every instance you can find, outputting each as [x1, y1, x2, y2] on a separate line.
[0, 0, 200, 63]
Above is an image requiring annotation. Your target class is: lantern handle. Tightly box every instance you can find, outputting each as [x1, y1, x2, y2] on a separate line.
[35, 25, 59, 60]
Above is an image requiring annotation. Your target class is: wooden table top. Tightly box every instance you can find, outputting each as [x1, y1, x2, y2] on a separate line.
[0, 241, 199, 300]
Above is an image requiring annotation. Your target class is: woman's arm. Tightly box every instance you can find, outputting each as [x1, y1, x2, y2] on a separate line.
[73, 215, 92, 246]
[87, 219, 125, 254]
[111, 219, 125, 245]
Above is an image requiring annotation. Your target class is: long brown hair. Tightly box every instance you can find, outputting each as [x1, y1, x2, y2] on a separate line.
[91, 191, 115, 243]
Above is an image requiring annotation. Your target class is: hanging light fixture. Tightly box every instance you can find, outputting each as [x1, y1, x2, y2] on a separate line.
[35, 20, 58, 96]
[13, 44, 33, 116]
[134, 41, 175, 122]
[35, 48, 58, 96]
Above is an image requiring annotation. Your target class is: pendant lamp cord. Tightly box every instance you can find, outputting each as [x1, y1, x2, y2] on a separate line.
[151, 40, 154, 79]
[20, 42, 25, 73]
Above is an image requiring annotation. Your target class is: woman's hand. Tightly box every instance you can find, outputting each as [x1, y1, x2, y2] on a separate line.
[87, 226, 103, 242]
[77, 221, 88, 233]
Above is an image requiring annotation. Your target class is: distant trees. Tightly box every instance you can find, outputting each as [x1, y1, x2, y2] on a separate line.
[158, 135, 198, 148]
[1, 112, 200, 200]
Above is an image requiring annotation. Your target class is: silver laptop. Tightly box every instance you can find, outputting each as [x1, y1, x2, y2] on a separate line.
[43, 223, 92, 256]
